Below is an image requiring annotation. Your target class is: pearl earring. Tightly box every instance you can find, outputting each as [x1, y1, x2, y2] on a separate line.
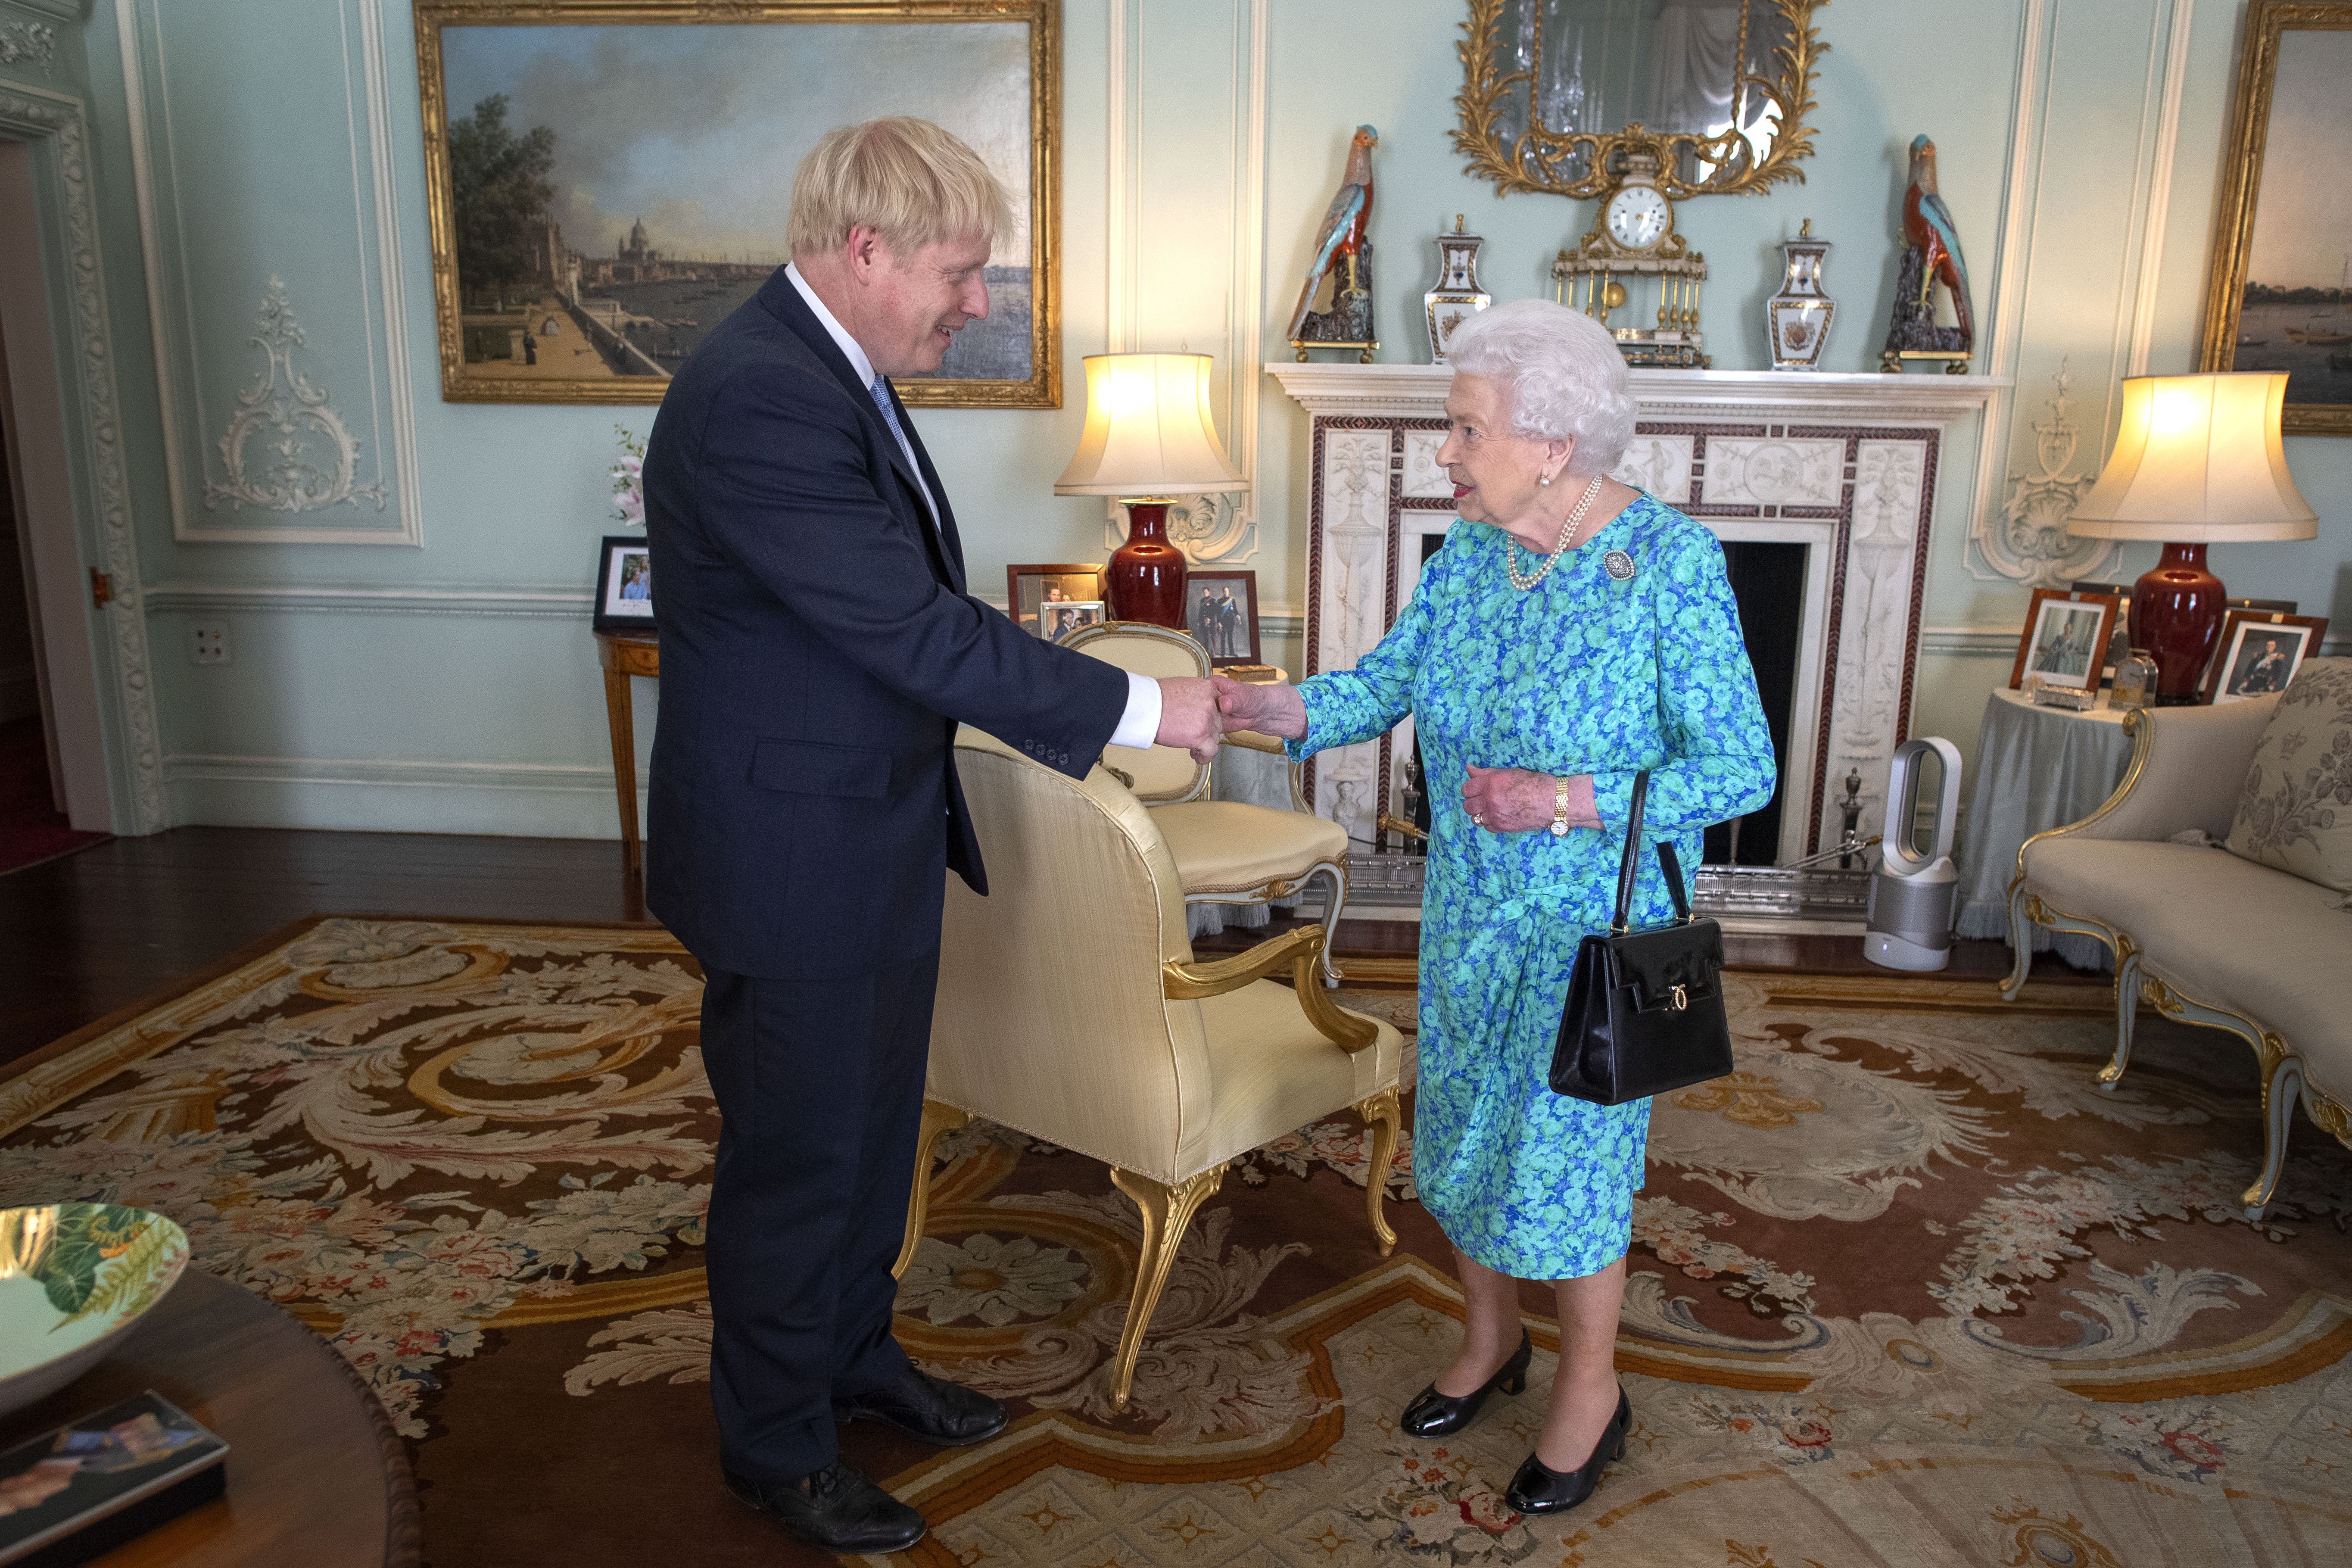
[1539, 474, 1552, 487]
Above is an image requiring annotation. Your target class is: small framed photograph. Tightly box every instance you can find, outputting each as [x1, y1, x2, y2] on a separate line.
[2202, 610, 2329, 704]
[1006, 563, 1106, 638]
[2068, 578, 2136, 681]
[1183, 570, 1262, 665]
[1037, 599, 1106, 642]
[0, 1391, 228, 1563]
[592, 535, 656, 633]
[2008, 588, 2121, 693]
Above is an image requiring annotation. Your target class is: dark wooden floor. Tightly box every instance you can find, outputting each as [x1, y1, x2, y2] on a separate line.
[0, 827, 2102, 1070]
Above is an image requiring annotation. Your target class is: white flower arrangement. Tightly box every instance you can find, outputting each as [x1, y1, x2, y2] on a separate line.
[611, 424, 647, 525]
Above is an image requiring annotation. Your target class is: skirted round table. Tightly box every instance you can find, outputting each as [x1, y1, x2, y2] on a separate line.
[1953, 686, 2140, 970]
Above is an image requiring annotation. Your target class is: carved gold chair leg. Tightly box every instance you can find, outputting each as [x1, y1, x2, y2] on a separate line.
[1355, 1085, 1401, 1257]
[893, 1098, 972, 1281]
[2000, 876, 2034, 1001]
[1314, 861, 1349, 988]
[1104, 1166, 1224, 1410]
[2246, 1051, 2306, 1221]
[2099, 936, 2143, 1092]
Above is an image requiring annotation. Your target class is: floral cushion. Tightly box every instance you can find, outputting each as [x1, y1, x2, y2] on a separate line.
[2224, 657, 2352, 892]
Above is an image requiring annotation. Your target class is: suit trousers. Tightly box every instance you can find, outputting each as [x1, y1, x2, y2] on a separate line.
[697, 948, 939, 1483]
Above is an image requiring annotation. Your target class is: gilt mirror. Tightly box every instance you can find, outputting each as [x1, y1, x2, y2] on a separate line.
[1455, 0, 1827, 198]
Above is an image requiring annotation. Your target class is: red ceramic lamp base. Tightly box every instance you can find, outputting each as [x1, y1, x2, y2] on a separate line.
[2132, 542, 2226, 705]
[1108, 501, 1188, 628]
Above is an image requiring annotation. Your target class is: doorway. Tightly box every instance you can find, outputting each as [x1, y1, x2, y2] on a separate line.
[0, 320, 108, 874]
[0, 137, 115, 870]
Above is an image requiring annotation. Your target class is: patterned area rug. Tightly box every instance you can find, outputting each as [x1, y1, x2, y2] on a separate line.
[1, 918, 2347, 1567]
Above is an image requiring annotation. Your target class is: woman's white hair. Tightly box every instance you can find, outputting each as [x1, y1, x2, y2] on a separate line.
[1444, 299, 1636, 477]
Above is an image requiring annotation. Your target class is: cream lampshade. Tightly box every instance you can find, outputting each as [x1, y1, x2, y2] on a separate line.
[2066, 372, 2317, 703]
[1055, 354, 1246, 628]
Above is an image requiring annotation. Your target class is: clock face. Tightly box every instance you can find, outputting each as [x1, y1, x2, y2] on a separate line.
[1606, 184, 1672, 250]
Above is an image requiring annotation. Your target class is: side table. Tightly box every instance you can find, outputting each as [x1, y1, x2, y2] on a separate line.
[595, 630, 659, 895]
[1953, 686, 2139, 970]
[0, 1268, 418, 1567]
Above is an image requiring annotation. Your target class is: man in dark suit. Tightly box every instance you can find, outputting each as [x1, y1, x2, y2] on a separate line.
[642, 118, 1222, 1555]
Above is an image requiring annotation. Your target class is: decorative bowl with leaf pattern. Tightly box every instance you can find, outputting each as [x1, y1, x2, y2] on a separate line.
[0, 1204, 191, 1418]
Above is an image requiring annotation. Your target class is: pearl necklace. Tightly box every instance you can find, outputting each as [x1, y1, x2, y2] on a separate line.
[1505, 474, 1606, 592]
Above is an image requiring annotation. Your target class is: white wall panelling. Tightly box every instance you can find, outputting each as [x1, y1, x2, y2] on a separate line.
[1100, 0, 1270, 564]
[1964, 0, 2189, 586]
[115, 0, 420, 544]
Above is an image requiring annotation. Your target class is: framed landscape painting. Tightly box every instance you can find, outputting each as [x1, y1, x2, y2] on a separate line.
[2199, 0, 2352, 434]
[414, 0, 1060, 408]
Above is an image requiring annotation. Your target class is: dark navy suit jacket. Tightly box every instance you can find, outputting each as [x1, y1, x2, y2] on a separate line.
[643, 268, 1127, 980]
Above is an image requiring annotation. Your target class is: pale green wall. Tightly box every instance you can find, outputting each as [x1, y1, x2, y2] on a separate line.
[12, 0, 2348, 837]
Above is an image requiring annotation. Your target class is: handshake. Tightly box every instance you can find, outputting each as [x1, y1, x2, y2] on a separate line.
[1152, 676, 1310, 764]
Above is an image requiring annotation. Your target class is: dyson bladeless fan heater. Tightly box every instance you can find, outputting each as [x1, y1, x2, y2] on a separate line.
[1863, 737, 1962, 972]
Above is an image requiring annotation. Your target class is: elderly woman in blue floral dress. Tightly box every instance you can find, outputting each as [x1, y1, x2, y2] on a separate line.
[1215, 299, 1773, 1515]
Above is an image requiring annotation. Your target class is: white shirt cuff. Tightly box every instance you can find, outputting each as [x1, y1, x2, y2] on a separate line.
[1108, 670, 1162, 751]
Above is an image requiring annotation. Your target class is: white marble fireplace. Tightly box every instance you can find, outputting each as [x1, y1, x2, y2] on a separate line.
[1268, 365, 2008, 865]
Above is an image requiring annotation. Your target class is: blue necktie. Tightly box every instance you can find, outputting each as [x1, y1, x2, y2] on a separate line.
[869, 376, 942, 541]
[868, 376, 908, 447]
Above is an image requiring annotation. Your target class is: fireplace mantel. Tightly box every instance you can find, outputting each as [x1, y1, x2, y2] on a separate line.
[1269, 364, 2009, 421]
[1270, 363, 2012, 867]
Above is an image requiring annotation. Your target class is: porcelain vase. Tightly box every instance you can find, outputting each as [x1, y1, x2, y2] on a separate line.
[1766, 225, 1836, 371]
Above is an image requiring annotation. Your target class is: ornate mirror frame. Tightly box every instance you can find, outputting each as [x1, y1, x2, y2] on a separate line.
[1452, 0, 1829, 201]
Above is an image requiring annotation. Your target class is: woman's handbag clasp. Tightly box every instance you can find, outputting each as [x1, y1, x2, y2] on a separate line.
[1670, 983, 1688, 1012]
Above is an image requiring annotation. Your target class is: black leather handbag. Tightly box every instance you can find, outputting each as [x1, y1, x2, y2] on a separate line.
[1548, 771, 1734, 1106]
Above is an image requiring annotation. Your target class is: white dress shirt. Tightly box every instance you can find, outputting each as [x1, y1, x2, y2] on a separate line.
[781, 263, 1162, 750]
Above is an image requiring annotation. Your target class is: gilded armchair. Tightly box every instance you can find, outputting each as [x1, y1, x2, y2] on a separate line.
[1063, 620, 1350, 985]
[897, 726, 1404, 1409]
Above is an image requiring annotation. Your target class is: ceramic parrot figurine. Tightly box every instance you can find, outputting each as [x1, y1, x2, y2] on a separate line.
[1288, 125, 1379, 339]
[1902, 134, 1973, 345]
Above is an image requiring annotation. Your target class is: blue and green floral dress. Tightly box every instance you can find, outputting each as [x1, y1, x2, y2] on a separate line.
[1290, 494, 1774, 1279]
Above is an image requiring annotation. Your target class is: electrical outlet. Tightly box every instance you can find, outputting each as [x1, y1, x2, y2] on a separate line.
[190, 623, 229, 665]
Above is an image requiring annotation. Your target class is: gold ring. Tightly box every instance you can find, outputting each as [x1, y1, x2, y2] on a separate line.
[1471, 812, 1485, 827]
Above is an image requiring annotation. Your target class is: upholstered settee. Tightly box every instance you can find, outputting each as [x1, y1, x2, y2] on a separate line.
[2004, 659, 2352, 1219]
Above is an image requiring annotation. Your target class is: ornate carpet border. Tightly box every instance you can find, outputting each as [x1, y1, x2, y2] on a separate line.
[0, 915, 682, 1139]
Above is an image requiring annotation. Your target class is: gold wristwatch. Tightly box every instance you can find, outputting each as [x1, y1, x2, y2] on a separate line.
[1549, 776, 1572, 836]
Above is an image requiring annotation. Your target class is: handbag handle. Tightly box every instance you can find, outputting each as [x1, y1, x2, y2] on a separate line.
[1608, 770, 1692, 933]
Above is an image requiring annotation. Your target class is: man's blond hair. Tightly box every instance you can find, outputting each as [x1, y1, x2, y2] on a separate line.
[785, 117, 1012, 259]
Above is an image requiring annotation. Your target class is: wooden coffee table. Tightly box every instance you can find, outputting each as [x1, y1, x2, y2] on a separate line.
[0, 1268, 419, 1567]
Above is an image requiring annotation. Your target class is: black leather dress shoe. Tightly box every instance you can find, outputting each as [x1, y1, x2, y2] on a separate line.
[834, 1364, 1009, 1446]
[1400, 1329, 1533, 1437]
[1504, 1384, 1632, 1515]
[726, 1462, 925, 1554]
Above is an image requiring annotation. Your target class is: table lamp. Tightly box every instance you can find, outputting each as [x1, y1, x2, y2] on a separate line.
[2065, 372, 2317, 704]
[1054, 353, 1246, 627]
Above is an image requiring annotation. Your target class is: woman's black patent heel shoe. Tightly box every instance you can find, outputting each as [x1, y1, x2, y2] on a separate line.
[1399, 1329, 1533, 1437]
[1504, 1385, 1631, 1515]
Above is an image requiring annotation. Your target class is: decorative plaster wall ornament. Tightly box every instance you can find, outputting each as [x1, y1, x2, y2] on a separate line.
[206, 277, 386, 514]
[0, 85, 165, 832]
[1977, 362, 2115, 586]
[0, 20, 57, 72]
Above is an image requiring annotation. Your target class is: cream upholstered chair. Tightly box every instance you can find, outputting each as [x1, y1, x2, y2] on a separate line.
[1060, 620, 1351, 985]
[897, 726, 1403, 1409]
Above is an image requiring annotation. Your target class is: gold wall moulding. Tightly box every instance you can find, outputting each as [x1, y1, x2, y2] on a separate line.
[1452, 0, 1829, 203]
[413, 0, 1061, 409]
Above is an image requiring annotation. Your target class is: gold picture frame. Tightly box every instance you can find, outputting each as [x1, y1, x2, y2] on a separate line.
[413, 0, 1061, 409]
[1452, 0, 1828, 202]
[2198, 0, 2352, 435]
